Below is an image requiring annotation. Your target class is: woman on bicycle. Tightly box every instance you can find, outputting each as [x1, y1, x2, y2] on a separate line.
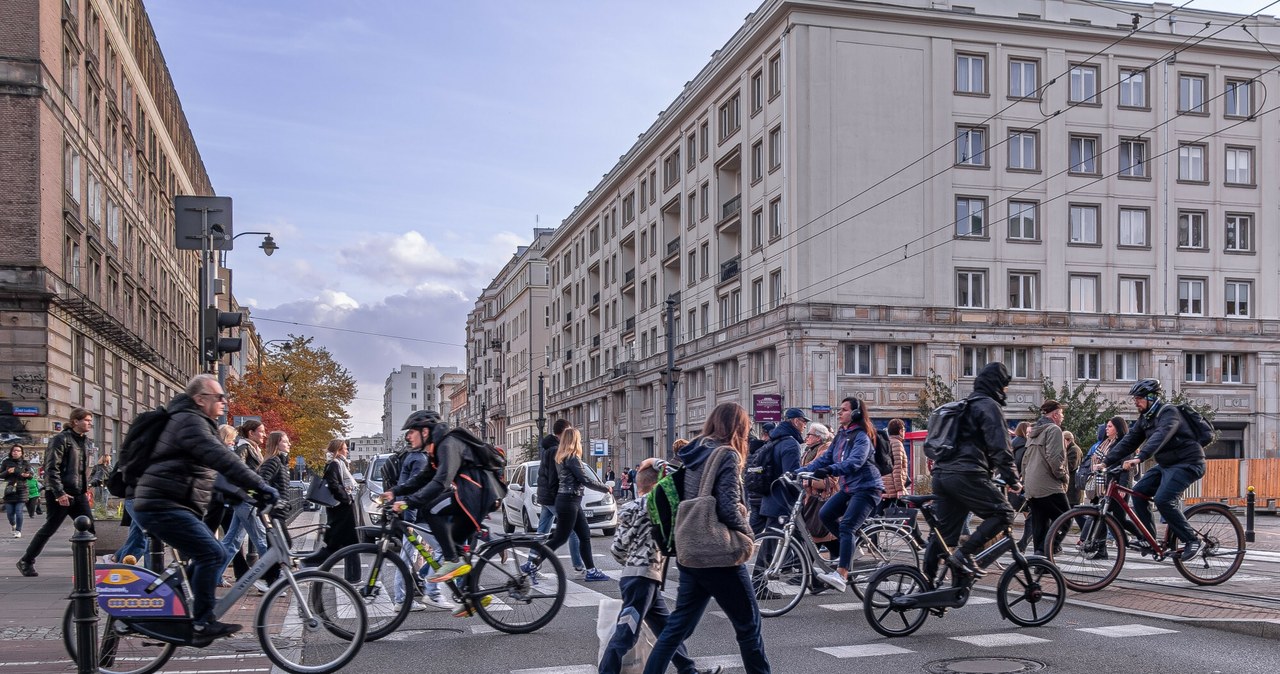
[524, 428, 611, 582]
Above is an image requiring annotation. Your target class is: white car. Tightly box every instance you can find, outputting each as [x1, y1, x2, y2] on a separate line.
[501, 460, 617, 536]
[362, 452, 395, 524]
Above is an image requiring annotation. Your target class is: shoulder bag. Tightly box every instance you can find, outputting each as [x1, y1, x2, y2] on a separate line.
[674, 446, 753, 568]
[305, 473, 339, 508]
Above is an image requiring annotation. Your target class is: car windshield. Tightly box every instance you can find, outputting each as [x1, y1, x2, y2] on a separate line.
[369, 458, 386, 485]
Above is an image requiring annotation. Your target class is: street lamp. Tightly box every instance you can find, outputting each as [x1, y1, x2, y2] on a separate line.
[257, 338, 293, 371]
[233, 231, 279, 256]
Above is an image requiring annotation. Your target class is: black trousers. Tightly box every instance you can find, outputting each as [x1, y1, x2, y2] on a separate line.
[544, 493, 595, 569]
[1027, 493, 1070, 555]
[923, 472, 1015, 578]
[22, 494, 94, 564]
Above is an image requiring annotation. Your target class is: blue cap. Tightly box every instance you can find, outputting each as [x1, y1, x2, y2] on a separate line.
[784, 408, 810, 421]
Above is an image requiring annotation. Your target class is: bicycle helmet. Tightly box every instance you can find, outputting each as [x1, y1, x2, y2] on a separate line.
[401, 409, 441, 430]
[1128, 378, 1162, 401]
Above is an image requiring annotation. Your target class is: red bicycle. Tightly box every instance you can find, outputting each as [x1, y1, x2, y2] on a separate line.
[1045, 467, 1245, 592]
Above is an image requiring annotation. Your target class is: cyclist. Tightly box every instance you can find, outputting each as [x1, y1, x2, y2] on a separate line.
[1103, 378, 1207, 560]
[923, 362, 1021, 580]
[392, 429, 453, 611]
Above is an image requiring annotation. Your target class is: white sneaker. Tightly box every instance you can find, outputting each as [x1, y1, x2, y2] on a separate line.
[572, 567, 586, 580]
[816, 570, 848, 593]
[13, 531, 19, 538]
[395, 600, 426, 613]
[253, 580, 270, 593]
[98, 554, 115, 564]
[416, 593, 456, 610]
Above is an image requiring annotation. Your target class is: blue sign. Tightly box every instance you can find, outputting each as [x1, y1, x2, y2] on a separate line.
[811, 405, 831, 414]
[12, 406, 40, 416]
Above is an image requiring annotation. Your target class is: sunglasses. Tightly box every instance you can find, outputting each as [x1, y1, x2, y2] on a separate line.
[199, 392, 229, 401]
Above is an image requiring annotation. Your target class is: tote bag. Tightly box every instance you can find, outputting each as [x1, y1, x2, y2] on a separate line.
[674, 446, 753, 568]
[596, 597, 654, 674]
[305, 475, 338, 508]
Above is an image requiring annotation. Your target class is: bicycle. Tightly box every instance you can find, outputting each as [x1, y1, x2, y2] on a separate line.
[748, 472, 920, 617]
[64, 510, 367, 674]
[860, 492, 1066, 638]
[1045, 467, 1245, 592]
[319, 500, 565, 639]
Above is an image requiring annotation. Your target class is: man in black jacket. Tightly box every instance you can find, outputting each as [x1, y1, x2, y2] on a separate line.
[1104, 378, 1207, 559]
[17, 408, 95, 577]
[925, 362, 1021, 578]
[533, 419, 582, 572]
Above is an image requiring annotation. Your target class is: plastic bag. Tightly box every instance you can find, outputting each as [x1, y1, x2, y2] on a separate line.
[596, 597, 655, 674]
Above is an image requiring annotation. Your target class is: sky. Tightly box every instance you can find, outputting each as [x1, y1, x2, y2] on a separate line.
[145, 0, 762, 437]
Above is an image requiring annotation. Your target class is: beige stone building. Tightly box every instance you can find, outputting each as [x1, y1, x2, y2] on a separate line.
[532, 0, 1280, 472]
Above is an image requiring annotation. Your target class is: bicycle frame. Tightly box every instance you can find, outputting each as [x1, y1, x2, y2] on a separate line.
[1093, 473, 1176, 558]
[902, 499, 1028, 611]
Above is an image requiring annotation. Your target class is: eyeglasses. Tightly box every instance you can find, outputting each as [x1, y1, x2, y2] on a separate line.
[199, 392, 228, 401]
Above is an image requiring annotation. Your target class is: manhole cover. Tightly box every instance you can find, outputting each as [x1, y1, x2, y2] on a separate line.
[924, 657, 1047, 674]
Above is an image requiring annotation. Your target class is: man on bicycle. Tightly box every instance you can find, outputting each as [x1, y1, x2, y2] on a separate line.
[1103, 378, 1207, 560]
[925, 362, 1020, 579]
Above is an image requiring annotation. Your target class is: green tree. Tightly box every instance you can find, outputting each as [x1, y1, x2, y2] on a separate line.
[1029, 379, 1124, 448]
[915, 369, 957, 429]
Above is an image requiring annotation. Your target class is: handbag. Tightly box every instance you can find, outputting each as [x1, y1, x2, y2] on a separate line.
[596, 597, 654, 674]
[674, 446, 754, 568]
[305, 475, 339, 508]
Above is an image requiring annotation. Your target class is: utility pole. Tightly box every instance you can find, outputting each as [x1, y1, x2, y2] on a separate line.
[536, 373, 546, 451]
[662, 296, 680, 459]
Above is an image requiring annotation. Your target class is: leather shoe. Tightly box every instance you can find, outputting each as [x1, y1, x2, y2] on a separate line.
[16, 560, 37, 577]
[946, 550, 985, 578]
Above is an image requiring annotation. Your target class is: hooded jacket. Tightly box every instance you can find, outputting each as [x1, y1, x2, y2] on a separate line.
[936, 362, 1020, 486]
[1104, 400, 1206, 470]
[535, 433, 560, 506]
[799, 423, 884, 494]
[1023, 415, 1067, 498]
[392, 423, 502, 530]
[760, 421, 803, 518]
[676, 437, 752, 537]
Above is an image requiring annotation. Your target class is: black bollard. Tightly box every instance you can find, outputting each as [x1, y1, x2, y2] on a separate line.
[70, 515, 98, 674]
[147, 531, 166, 572]
[1246, 486, 1256, 544]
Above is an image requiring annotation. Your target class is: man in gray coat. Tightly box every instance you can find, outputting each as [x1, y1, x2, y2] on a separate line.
[1023, 400, 1069, 556]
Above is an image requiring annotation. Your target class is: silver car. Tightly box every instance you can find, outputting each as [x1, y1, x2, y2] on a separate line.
[501, 460, 617, 536]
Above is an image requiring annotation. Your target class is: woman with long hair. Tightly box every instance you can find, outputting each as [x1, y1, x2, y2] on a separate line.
[523, 428, 611, 581]
[217, 420, 270, 587]
[303, 439, 360, 575]
[257, 431, 293, 585]
[3, 445, 33, 537]
[644, 402, 770, 674]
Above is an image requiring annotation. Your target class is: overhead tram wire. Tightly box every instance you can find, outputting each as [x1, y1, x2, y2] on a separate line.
[250, 316, 466, 348]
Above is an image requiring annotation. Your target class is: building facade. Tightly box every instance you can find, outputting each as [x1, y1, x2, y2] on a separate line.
[380, 364, 459, 451]
[346, 433, 384, 470]
[438, 371, 466, 428]
[532, 0, 1280, 473]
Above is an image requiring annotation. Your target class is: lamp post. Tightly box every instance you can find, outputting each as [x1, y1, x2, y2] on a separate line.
[257, 338, 293, 371]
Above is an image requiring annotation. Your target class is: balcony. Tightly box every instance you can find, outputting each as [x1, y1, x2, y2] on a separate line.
[720, 255, 741, 283]
[624, 317, 636, 333]
[624, 269, 635, 285]
[721, 194, 741, 221]
[666, 237, 680, 257]
[611, 360, 637, 379]
[592, 335, 601, 348]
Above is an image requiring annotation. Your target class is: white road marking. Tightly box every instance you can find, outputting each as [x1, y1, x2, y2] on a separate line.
[1077, 623, 1179, 637]
[949, 633, 1051, 647]
[817, 643, 915, 658]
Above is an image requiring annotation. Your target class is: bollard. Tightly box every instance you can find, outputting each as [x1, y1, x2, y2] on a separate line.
[1246, 486, 1256, 544]
[70, 515, 98, 674]
[147, 531, 165, 573]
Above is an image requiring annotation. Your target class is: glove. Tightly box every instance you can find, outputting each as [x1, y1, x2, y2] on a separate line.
[811, 467, 832, 480]
[254, 485, 280, 509]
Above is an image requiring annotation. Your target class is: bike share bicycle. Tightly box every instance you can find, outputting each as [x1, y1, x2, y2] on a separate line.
[860, 489, 1066, 638]
[64, 489, 368, 674]
[750, 471, 919, 617]
[1045, 466, 1245, 592]
[319, 499, 566, 640]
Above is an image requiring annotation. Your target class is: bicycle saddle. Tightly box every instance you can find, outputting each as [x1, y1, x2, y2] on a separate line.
[901, 494, 937, 506]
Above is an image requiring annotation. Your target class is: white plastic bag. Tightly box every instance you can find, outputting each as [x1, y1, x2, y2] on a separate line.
[596, 597, 655, 674]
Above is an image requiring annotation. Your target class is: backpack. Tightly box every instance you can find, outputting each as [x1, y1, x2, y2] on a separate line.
[106, 406, 171, 498]
[743, 438, 779, 496]
[922, 399, 971, 462]
[873, 428, 894, 476]
[1175, 403, 1215, 446]
[446, 428, 509, 500]
[647, 462, 685, 556]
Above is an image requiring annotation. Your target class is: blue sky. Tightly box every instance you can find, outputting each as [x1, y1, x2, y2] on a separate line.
[146, 0, 761, 436]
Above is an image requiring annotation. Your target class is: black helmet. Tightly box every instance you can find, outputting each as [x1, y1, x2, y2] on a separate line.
[401, 410, 441, 430]
[1128, 378, 1162, 400]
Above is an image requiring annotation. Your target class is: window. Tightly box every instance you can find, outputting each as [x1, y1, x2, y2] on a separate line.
[957, 270, 987, 308]
[649, 169, 657, 203]
[1008, 201, 1037, 240]
[769, 197, 782, 239]
[1069, 64, 1099, 104]
[768, 54, 782, 98]
[962, 347, 989, 377]
[86, 172, 101, 224]
[1225, 147, 1253, 185]
[751, 277, 764, 316]
[1178, 211, 1206, 249]
[751, 140, 763, 182]
[1225, 214, 1253, 252]
[956, 125, 987, 166]
[1184, 353, 1207, 383]
[687, 308, 696, 340]
[768, 126, 782, 170]
[1069, 204, 1099, 244]
[1008, 348, 1029, 379]
[750, 70, 763, 114]
[639, 177, 648, 212]
[752, 349, 776, 383]
[1225, 79, 1252, 117]
[1178, 278, 1205, 315]
[1009, 272, 1037, 310]
[1069, 135, 1098, 174]
[1119, 138, 1148, 178]
[1118, 208, 1148, 247]
[718, 360, 739, 391]
[1178, 74, 1207, 113]
[718, 92, 740, 140]
[956, 53, 986, 94]
[622, 192, 635, 223]
[768, 270, 782, 309]
[751, 208, 763, 249]
[844, 344, 872, 375]
[1119, 68, 1147, 107]
[700, 302, 709, 334]
[686, 134, 697, 171]
[700, 182, 709, 220]
[1178, 143, 1206, 182]
[955, 197, 986, 237]
[699, 120, 709, 158]
[1069, 274, 1099, 313]
[64, 144, 81, 202]
[65, 236, 81, 287]
[1007, 130, 1037, 170]
[663, 149, 680, 187]
[1225, 280, 1251, 317]
[888, 345, 913, 376]
[700, 242, 709, 279]
[1115, 351, 1139, 381]
[1076, 351, 1101, 380]
[1008, 58, 1038, 98]
[1223, 354, 1243, 384]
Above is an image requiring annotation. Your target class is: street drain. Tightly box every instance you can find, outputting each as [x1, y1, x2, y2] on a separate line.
[924, 657, 1047, 674]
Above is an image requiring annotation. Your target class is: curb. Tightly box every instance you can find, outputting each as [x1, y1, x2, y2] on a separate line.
[1063, 595, 1280, 640]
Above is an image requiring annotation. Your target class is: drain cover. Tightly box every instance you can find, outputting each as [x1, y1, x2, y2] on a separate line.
[924, 657, 1046, 674]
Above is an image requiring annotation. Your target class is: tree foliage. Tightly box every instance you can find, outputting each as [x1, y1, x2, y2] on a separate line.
[915, 369, 957, 429]
[1028, 379, 1125, 448]
[227, 335, 357, 470]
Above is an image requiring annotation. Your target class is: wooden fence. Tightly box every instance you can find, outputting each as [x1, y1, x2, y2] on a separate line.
[1184, 458, 1280, 509]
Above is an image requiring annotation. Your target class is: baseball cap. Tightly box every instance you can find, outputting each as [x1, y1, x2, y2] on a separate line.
[784, 408, 810, 421]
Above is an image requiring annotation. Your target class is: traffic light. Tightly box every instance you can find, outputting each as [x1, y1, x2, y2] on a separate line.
[202, 307, 244, 363]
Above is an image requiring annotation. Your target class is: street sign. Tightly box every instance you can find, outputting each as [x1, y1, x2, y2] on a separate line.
[753, 393, 782, 422]
[590, 439, 609, 456]
[232, 415, 262, 427]
[812, 405, 832, 414]
[12, 406, 40, 416]
[174, 195, 234, 250]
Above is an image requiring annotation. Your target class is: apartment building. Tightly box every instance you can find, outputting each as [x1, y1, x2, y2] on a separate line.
[380, 364, 459, 450]
[535, 0, 1280, 471]
[346, 433, 385, 469]
[438, 372, 466, 428]
[0, 0, 216, 457]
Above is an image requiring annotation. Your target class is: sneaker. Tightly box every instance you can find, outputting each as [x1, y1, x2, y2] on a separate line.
[16, 560, 37, 577]
[13, 531, 20, 538]
[98, 554, 115, 564]
[253, 580, 270, 593]
[519, 561, 541, 583]
[572, 566, 586, 580]
[1178, 539, 1202, 561]
[1126, 539, 1153, 555]
[417, 593, 456, 610]
[427, 559, 472, 583]
[815, 570, 847, 593]
[452, 594, 493, 618]
[696, 667, 725, 674]
[394, 601, 426, 613]
[584, 568, 609, 582]
[192, 620, 242, 638]
[1082, 546, 1109, 561]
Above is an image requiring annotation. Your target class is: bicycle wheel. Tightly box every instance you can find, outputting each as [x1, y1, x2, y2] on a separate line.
[62, 604, 175, 674]
[468, 539, 566, 634]
[862, 564, 930, 638]
[318, 542, 411, 641]
[851, 524, 920, 601]
[256, 569, 367, 674]
[1174, 503, 1245, 586]
[1045, 507, 1125, 592]
[748, 533, 808, 618]
[997, 555, 1065, 627]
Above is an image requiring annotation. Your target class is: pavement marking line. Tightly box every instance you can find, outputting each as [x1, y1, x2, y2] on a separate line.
[818, 602, 861, 611]
[967, 596, 997, 605]
[1077, 624, 1180, 637]
[817, 644, 915, 658]
[695, 654, 745, 669]
[472, 624, 498, 634]
[511, 666, 599, 674]
[562, 578, 614, 607]
[949, 633, 1051, 647]
[601, 568, 677, 599]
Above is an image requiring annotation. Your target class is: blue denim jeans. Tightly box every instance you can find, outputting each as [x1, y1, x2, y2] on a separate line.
[132, 508, 227, 625]
[4, 502, 22, 532]
[642, 563, 770, 674]
[531, 504, 582, 568]
[1132, 463, 1205, 545]
[819, 488, 882, 570]
[392, 511, 441, 603]
[600, 576, 698, 674]
[217, 502, 268, 578]
[114, 498, 149, 561]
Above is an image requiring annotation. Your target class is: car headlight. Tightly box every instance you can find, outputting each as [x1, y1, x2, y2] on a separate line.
[600, 493, 614, 506]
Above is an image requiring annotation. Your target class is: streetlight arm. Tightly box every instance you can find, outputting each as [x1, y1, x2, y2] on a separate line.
[232, 231, 273, 240]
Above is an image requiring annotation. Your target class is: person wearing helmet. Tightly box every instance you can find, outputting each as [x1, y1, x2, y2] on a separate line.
[1103, 378, 1207, 560]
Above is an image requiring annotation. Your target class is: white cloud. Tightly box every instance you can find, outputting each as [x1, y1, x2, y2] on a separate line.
[337, 230, 469, 284]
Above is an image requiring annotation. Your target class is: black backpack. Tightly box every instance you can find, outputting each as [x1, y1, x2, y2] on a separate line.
[872, 428, 894, 476]
[446, 428, 509, 499]
[922, 399, 971, 462]
[106, 406, 171, 497]
[743, 438, 779, 496]
[1175, 403, 1215, 446]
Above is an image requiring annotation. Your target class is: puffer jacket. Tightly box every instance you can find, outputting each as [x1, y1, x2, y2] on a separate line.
[556, 454, 610, 496]
[43, 427, 89, 498]
[2, 458, 32, 503]
[1023, 416, 1067, 498]
[676, 437, 752, 537]
[234, 438, 264, 472]
[610, 499, 663, 580]
[937, 362, 1020, 486]
[799, 425, 884, 494]
[1105, 401, 1206, 469]
[883, 435, 910, 499]
[535, 433, 560, 506]
[132, 394, 267, 517]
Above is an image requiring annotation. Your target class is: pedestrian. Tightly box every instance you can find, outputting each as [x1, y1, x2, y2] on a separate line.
[257, 431, 293, 586]
[524, 427, 611, 582]
[618, 470, 631, 502]
[3, 445, 33, 537]
[26, 463, 41, 518]
[216, 421, 270, 589]
[1023, 400, 1069, 555]
[877, 418, 911, 513]
[627, 465, 638, 500]
[533, 419, 583, 574]
[751, 408, 805, 599]
[1064, 431, 1083, 509]
[89, 453, 111, 514]
[17, 408, 95, 577]
[1010, 421, 1035, 552]
[202, 424, 240, 576]
[800, 424, 839, 558]
[600, 458, 722, 674]
[643, 402, 770, 674]
[302, 439, 359, 572]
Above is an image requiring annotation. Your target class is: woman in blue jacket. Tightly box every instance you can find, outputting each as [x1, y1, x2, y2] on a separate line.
[798, 397, 883, 593]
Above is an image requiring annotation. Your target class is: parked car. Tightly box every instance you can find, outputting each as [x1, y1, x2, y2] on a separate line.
[501, 460, 617, 536]
[362, 453, 394, 524]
